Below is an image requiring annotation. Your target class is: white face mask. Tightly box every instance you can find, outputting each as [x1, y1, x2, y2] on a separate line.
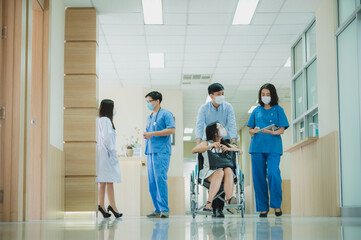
[218, 128, 228, 138]
[261, 96, 271, 105]
[214, 95, 225, 105]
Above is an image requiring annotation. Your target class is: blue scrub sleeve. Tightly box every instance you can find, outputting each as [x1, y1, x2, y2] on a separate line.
[247, 109, 256, 128]
[277, 106, 289, 130]
[164, 111, 176, 129]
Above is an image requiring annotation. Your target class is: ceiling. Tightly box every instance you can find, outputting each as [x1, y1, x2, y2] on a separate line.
[64, 0, 322, 141]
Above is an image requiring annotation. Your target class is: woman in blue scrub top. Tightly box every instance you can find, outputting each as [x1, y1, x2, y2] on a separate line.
[247, 83, 289, 218]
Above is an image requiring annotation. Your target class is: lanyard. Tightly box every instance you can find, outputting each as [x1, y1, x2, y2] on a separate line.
[147, 108, 162, 130]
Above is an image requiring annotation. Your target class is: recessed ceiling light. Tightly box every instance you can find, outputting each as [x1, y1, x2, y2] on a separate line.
[149, 53, 164, 68]
[248, 106, 257, 113]
[142, 0, 163, 24]
[184, 128, 194, 134]
[232, 0, 259, 25]
[284, 57, 291, 67]
[183, 136, 191, 141]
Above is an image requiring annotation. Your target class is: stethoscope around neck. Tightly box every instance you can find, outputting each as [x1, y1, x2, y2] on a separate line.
[147, 108, 162, 130]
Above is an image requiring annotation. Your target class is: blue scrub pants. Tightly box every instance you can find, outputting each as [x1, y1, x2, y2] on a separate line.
[147, 153, 171, 213]
[251, 153, 282, 212]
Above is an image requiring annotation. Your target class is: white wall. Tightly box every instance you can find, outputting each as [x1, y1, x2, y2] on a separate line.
[99, 87, 184, 177]
[99, 87, 144, 153]
[48, 0, 64, 150]
[315, 0, 339, 138]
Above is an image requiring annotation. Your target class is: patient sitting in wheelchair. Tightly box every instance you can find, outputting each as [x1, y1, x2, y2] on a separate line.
[192, 122, 242, 213]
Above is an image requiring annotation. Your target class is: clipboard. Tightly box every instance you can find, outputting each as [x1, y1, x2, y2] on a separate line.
[255, 124, 277, 134]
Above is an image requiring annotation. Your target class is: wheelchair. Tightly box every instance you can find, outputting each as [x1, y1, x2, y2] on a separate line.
[190, 151, 245, 218]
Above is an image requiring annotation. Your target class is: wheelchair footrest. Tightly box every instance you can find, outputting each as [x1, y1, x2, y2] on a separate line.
[197, 211, 213, 216]
[224, 204, 243, 209]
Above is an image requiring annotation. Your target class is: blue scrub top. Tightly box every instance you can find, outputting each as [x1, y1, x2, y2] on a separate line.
[145, 108, 175, 155]
[247, 105, 289, 155]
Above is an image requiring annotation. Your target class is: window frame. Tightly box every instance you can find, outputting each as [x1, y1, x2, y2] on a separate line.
[291, 18, 318, 143]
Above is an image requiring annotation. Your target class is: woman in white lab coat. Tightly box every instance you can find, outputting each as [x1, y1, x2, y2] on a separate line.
[97, 99, 122, 218]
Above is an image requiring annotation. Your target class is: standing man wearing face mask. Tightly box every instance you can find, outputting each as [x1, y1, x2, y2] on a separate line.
[195, 83, 239, 218]
[143, 91, 176, 218]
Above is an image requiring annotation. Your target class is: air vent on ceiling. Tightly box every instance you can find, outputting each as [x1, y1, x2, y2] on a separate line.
[182, 74, 212, 85]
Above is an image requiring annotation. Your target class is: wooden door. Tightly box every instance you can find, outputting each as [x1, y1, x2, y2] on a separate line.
[26, 0, 47, 220]
[0, 0, 4, 222]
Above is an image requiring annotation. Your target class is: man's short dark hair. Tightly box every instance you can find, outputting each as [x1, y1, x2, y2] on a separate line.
[145, 91, 163, 103]
[208, 83, 224, 95]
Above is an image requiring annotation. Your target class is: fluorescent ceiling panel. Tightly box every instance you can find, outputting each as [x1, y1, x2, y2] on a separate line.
[142, 0, 163, 24]
[232, 0, 259, 25]
[149, 53, 165, 68]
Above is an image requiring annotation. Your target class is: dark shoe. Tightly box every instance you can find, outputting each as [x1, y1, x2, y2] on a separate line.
[107, 205, 123, 218]
[275, 209, 282, 217]
[146, 212, 161, 218]
[160, 211, 169, 218]
[215, 209, 224, 218]
[98, 205, 111, 218]
[259, 211, 268, 218]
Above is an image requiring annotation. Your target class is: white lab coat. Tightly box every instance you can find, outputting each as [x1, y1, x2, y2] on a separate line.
[96, 117, 122, 183]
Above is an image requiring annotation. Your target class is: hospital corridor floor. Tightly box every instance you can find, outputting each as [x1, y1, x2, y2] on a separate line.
[1, 215, 361, 240]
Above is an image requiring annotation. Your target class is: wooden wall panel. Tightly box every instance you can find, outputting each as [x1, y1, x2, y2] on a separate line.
[64, 7, 98, 213]
[65, 8, 97, 41]
[287, 131, 340, 216]
[64, 42, 97, 74]
[65, 177, 97, 211]
[46, 145, 64, 219]
[64, 75, 97, 108]
[64, 108, 96, 142]
[64, 143, 96, 176]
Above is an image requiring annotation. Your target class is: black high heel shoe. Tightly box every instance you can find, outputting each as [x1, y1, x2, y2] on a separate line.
[98, 205, 111, 218]
[107, 205, 123, 218]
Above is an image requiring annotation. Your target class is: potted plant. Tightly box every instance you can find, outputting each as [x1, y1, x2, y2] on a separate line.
[123, 128, 141, 157]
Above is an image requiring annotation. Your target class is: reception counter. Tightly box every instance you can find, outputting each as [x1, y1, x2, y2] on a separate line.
[107, 157, 185, 216]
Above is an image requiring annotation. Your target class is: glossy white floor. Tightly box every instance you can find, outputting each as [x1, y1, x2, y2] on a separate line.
[1, 214, 361, 240]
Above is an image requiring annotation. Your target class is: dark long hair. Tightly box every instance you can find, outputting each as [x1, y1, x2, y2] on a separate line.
[258, 83, 279, 107]
[99, 99, 116, 130]
[205, 122, 230, 147]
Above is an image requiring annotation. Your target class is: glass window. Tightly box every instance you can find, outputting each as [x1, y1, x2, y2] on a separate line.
[306, 23, 316, 61]
[295, 120, 305, 142]
[337, 19, 361, 206]
[294, 73, 304, 119]
[338, 0, 356, 26]
[308, 112, 319, 137]
[306, 60, 318, 109]
[293, 39, 303, 74]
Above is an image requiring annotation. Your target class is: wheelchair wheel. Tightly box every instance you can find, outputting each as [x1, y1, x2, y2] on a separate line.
[241, 203, 245, 218]
[191, 200, 197, 219]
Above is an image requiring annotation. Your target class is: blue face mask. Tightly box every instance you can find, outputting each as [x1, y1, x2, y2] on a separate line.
[147, 102, 154, 111]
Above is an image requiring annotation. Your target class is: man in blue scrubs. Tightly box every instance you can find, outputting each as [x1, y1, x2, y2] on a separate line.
[143, 91, 175, 218]
[195, 83, 239, 218]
